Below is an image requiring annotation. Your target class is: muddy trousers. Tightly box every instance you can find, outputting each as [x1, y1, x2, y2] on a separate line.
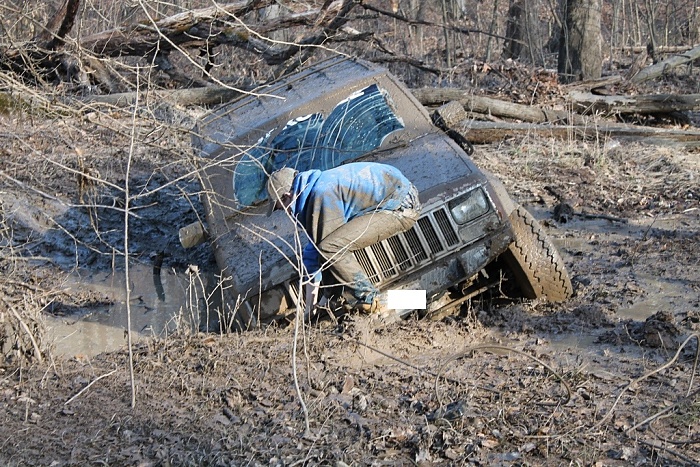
[317, 208, 419, 305]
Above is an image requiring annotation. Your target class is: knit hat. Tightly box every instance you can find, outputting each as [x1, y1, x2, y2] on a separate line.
[266, 167, 297, 216]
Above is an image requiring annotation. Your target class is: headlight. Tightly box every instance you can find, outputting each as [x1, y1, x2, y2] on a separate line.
[449, 188, 490, 224]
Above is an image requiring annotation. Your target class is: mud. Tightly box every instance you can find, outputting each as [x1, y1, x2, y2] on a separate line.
[4, 172, 215, 273]
[44, 264, 206, 356]
[1, 114, 700, 465]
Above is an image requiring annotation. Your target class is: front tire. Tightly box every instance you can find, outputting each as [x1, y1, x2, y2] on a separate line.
[502, 205, 573, 302]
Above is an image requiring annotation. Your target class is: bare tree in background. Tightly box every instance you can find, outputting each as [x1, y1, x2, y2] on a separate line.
[502, 0, 545, 65]
[502, 0, 525, 60]
[557, 0, 602, 83]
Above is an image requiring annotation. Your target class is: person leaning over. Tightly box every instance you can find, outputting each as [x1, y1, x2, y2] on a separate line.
[266, 162, 421, 313]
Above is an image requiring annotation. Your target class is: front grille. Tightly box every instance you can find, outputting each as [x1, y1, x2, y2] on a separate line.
[354, 206, 460, 285]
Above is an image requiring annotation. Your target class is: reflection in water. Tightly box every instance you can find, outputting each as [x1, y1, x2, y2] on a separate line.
[152, 251, 166, 302]
[45, 264, 218, 357]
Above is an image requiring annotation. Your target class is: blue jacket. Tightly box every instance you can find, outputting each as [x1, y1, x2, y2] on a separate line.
[289, 162, 412, 280]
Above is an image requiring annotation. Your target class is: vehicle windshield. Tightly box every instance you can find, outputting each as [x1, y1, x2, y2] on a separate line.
[232, 84, 405, 207]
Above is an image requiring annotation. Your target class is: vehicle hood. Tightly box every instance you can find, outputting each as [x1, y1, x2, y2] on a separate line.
[209, 132, 484, 298]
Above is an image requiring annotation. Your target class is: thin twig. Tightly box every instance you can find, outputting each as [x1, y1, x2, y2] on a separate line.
[292, 274, 312, 437]
[577, 210, 628, 223]
[64, 367, 118, 405]
[636, 438, 700, 467]
[626, 386, 700, 435]
[123, 66, 140, 409]
[341, 335, 497, 392]
[136, 0, 275, 99]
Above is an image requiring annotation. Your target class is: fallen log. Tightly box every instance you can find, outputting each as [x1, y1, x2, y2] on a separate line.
[73, 83, 586, 117]
[79, 0, 278, 58]
[66, 84, 700, 149]
[453, 120, 700, 147]
[78, 0, 356, 65]
[629, 43, 700, 84]
[569, 90, 700, 116]
[617, 45, 695, 54]
[2, 0, 356, 90]
[411, 87, 588, 125]
[76, 85, 242, 108]
[561, 75, 622, 93]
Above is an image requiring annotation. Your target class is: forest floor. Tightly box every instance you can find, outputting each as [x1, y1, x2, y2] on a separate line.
[1, 76, 700, 466]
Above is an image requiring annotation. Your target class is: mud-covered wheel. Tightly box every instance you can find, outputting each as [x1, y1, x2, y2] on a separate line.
[502, 205, 573, 302]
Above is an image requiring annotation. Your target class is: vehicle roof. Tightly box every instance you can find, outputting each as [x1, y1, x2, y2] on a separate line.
[194, 57, 434, 155]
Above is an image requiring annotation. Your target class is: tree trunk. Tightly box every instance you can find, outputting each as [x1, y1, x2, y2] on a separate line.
[502, 0, 543, 64]
[32, 0, 81, 50]
[502, 0, 525, 60]
[558, 0, 602, 83]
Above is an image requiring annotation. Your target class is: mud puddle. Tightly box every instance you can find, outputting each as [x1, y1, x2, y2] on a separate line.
[4, 174, 221, 356]
[45, 264, 218, 357]
[45, 264, 688, 358]
[616, 272, 689, 321]
[544, 210, 697, 353]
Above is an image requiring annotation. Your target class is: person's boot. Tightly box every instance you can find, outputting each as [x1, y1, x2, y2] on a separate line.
[353, 299, 379, 314]
[358, 295, 401, 325]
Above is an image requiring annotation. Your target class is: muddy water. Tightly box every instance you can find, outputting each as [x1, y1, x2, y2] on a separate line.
[48, 261, 683, 358]
[617, 272, 689, 321]
[549, 213, 696, 352]
[557, 216, 693, 321]
[15, 176, 222, 357]
[45, 264, 216, 357]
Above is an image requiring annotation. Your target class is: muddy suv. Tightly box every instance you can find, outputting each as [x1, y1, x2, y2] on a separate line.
[188, 57, 572, 327]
